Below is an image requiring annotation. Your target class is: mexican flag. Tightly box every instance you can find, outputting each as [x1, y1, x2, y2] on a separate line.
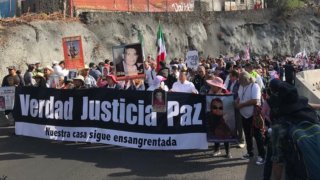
[156, 24, 166, 71]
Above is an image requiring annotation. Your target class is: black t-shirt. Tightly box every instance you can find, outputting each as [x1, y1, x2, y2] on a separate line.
[284, 64, 295, 79]
[2, 75, 21, 87]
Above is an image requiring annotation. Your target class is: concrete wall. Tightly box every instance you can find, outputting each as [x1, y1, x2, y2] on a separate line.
[296, 69, 320, 104]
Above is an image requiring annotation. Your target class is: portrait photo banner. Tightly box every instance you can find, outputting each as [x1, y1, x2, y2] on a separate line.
[112, 43, 145, 81]
[13, 87, 208, 150]
[62, 36, 85, 70]
[206, 95, 238, 143]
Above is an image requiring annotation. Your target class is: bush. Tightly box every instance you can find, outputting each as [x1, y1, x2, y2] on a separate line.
[286, 0, 304, 9]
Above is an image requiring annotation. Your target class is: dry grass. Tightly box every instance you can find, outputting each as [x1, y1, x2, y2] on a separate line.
[0, 12, 78, 24]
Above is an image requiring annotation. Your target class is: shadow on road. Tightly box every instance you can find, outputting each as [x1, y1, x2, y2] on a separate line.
[0, 135, 261, 178]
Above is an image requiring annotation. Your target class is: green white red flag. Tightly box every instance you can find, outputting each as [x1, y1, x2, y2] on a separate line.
[156, 24, 166, 71]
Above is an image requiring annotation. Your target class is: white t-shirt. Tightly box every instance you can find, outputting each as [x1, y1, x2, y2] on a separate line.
[255, 74, 265, 90]
[238, 83, 261, 118]
[171, 80, 198, 94]
[145, 68, 157, 86]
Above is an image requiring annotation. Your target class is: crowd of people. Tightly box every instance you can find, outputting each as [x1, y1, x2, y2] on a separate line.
[2, 53, 320, 180]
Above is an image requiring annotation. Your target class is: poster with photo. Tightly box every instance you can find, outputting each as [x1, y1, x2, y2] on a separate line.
[48, 75, 60, 89]
[206, 94, 237, 142]
[113, 43, 145, 81]
[186, 50, 199, 69]
[152, 89, 167, 113]
[62, 36, 85, 70]
[68, 70, 78, 81]
[0, 87, 15, 111]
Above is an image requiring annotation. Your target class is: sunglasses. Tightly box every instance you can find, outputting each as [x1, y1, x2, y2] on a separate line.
[212, 106, 223, 110]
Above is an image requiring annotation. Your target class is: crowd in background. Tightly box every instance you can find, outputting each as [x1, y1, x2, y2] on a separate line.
[2, 53, 320, 180]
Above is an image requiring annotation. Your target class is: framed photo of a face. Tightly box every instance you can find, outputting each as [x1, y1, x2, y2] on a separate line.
[152, 89, 167, 113]
[62, 36, 85, 70]
[206, 95, 237, 143]
[68, 70, 78, 81]
[113, 43, 145, 81]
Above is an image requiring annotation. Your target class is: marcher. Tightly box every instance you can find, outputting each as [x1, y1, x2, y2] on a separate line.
[80, 65, 97, 88]
[206, 77, 232, 158]
[171, 70, 198, 94]
[236, 71, 265, 165]
[24, 64, 36, 86]
[193, 66, 206, 92]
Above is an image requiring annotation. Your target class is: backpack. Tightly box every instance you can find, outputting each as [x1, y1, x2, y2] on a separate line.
[286, 120, 320, 180]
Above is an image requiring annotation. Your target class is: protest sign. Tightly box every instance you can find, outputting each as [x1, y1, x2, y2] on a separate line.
[186, 50, 199, 69]
[48, 75, 60, 88]
[0, 87, 15, 111]
[113, 43, 145, 81]
[206, 94, 238, 142]
[62, 36, 85, 70]
[286, 57, 305, 66]
[152, 89, 167, 113]
[67, 70, 78, 81]
[13, 87, 208, 150]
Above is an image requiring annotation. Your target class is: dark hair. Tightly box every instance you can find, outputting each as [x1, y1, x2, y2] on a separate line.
[229, 70, 239, 78]
[59, 61, 65, 65]
[89, 62, 95, 68]
[210, 98, 223, 109]
[124, 45, 140, 58]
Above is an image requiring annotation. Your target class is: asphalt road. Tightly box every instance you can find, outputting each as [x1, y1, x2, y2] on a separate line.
[0, 126, 263, 180]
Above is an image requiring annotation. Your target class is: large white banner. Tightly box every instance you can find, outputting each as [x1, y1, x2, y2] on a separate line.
[15, 122, 208, 150]
[13, 87, 209, 150]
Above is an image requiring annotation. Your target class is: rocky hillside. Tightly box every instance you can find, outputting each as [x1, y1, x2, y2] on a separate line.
[0, 8, 319, 79]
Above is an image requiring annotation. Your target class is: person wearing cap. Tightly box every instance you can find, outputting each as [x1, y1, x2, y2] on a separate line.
[33, 73, 47, 88]
[147, 75, 168, 91]
[43, 66, 54, 87]
[206, 76, 233, 158]
[80, 65, 97, 88]
[24, 64, 36, 86]
[43, 66, 54, 80]
[170, 71, 198, 94]
[2, 66, 24, 87]
[105, 74, 121, 89]
[73, 75, 85, 89]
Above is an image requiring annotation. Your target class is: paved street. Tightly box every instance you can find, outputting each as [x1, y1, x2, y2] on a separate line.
[0, 126, 263, 180]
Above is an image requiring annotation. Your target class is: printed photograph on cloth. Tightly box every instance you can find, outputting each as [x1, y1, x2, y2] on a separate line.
[113, 43, 145, 81]
[206, 95, 237, 142]
[48, 75, 60, 89]
[68, 70, 78, 81]
[0, 87, 15, 111]
[152, 89, 167, 113]
[0, 96, 5, 111]
[62, 36, 85, 69]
